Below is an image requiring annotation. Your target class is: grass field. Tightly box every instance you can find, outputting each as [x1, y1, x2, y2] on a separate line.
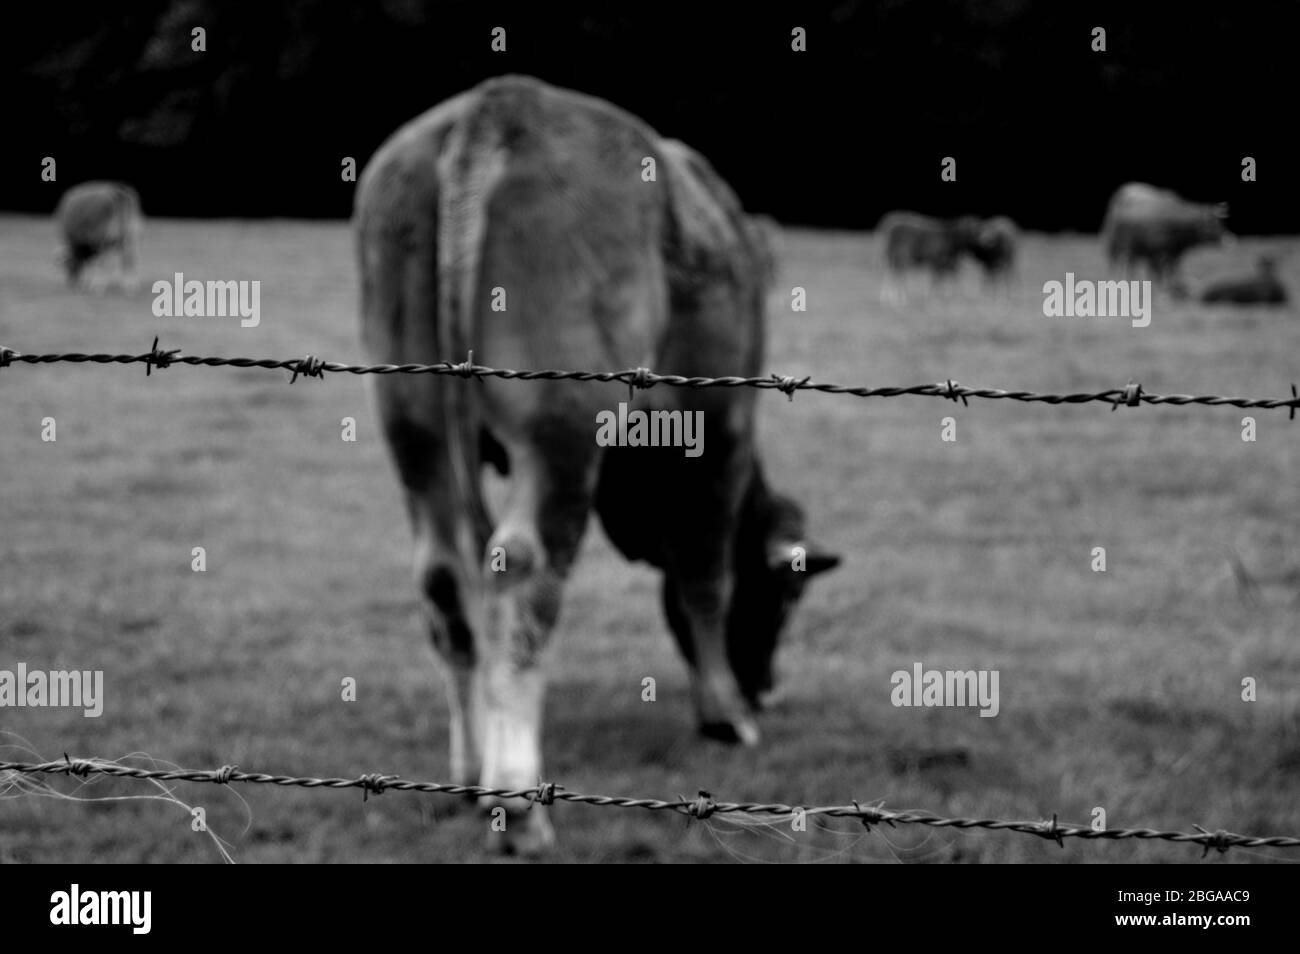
[1, 215, 1298, 863]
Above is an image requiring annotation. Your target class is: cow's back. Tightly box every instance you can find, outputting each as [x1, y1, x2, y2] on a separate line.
[357, 76, 772, 429]
[56, 181, 140, 249]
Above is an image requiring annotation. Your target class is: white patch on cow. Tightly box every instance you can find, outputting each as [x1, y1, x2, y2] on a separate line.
[479, 670, 545, 791]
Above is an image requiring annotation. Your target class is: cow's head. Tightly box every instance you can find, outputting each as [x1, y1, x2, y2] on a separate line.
[726, 474, 839, 708]
[58, 244, 94, 287]
[1204, 203, 1233, 246]
[971, 219, 1017, 275]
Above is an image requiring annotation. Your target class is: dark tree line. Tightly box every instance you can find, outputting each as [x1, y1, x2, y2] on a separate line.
[4, 0, 1298, 232]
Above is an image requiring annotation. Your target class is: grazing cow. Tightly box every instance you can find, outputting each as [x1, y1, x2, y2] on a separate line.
[54, 181, 142, 289]
[968, 215, 1018, 290]
[1101, 182, 1229, 284]
[1201, 256, 1288, 305]
[355, 76, 838, 853]
[878, 211, 985, 303]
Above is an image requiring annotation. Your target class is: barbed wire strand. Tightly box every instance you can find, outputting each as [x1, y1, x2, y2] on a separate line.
[2, 757, 1296, 856]
[2, 342, 1299, 415]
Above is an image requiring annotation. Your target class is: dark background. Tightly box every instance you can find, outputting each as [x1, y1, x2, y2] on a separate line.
[3, 0, 1296, 232]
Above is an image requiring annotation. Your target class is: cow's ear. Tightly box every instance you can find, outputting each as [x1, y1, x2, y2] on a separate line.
[802, 542, 841, 577]
[767, 540, 841, 576]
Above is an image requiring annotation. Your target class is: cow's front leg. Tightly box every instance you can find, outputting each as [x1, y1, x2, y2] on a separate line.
[663, 569, 758, 745]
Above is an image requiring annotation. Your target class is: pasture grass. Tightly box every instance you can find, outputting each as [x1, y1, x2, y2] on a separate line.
[1, 216, 1298, 862]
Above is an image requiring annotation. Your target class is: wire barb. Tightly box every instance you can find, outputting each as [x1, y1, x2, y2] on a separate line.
[450, 350, 477, 379]
[683, 790, 717, 821]
[1194, 824, 1234, 858]
[290, 354, 325, 384]
[144, 336, 180, 377]
[625, 366, 655, 403]
[61, 753, 94, 778]
[1111, 380, 1142, 411]
[357, 773, 396, 801]
[1037, 813, 1065, 848]
[770, 373, 811, 401]
[941, 378, 969, 407]
[529, 781, 559, 809]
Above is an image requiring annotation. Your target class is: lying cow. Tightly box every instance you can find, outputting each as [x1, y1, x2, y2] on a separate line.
[1101, 182, 1229, 285]
[1201, 256, 1288, 305]
[54, 181, 143, 290]
[355, 75, 838, 853]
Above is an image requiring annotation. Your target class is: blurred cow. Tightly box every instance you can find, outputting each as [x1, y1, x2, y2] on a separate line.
[878, 211, 984, 303]
[355, 76, 838, 853]
[54, 181, 142, 290]
[1201, 256, 1288, 305]
[1101, 182, 1229, 285]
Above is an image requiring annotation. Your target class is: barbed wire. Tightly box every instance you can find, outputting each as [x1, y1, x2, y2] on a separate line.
[4, 342, 1296, 860]
[3, 756, 1296, 856]
[3, 340, 1299, 415]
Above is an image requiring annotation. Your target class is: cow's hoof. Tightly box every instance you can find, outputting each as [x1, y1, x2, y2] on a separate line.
[484, 808, 555, 858]
[698, 717, 760, 747]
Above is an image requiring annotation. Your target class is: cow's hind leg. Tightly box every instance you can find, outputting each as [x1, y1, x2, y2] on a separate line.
[119, 221, 141, 294]
[478, 411, 603, 855]
[880, 269, 902, 306]
[376, 401, 486, 795]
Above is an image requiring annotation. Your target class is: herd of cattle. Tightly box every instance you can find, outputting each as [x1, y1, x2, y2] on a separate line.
[879, 183, 1287, 304]
[56, 176, 1287, 307]
[43, 77, 1290, 854]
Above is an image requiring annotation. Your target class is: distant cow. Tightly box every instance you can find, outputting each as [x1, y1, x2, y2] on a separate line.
[1201, 256, 1288, 305]
[878, 211, 986, 302]
[356, 76, 838, 853]
[1101, 182, 1229, 284]
[54, 181, 142, 289]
